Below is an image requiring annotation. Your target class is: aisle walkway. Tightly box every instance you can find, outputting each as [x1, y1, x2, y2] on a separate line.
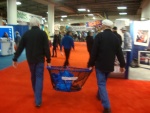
[0, 42, 150, 113]
[0, 50, 26, 70]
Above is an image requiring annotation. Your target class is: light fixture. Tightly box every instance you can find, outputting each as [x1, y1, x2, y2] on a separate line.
[93, 17, 96, 19]
[61, 15, 67, 18]
[119, 12, 127, 15]
[87, 9, 90, 12]
[117, 6, 127, 10]
[78, 8, 86, 11]
[88, 14, 93, 16]
[16, 1, 21, 5]
[61, 18, 63, 21]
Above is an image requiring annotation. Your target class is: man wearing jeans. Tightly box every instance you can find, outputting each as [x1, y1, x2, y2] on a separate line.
[88, 19, 125, 113]
[12, 17, 51, 107]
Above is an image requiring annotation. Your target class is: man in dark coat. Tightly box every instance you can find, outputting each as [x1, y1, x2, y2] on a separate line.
[88, 19, 125, 113]
[112, 26, 122, 46]
[12, 17, 51, 107]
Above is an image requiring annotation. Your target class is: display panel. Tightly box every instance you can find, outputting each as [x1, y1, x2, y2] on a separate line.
[138, 51, 150, 69]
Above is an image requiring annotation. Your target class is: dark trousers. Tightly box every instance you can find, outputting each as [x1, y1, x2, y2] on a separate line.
[52, 46, 57, 57]
[28, 62, 44, 105]
[64, 48, 71, 66]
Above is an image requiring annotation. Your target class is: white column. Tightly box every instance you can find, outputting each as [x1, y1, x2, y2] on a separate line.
[7, 0, 17, 24]
[48, 3, 54, 36]
[0, 16, 2, 25]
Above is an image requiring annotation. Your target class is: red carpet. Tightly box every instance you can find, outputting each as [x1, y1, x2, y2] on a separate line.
[0, 42, 150, 113]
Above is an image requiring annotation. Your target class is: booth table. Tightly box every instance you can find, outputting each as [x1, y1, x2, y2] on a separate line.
[0, 38, 14, 56]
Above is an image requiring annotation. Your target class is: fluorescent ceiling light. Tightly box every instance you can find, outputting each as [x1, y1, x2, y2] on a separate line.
[61, 18, 63, 21]
[16, 1, 21, 5]
[87, 14, 93, 16]
[119, 12, 127, 15]
[117, 6, 127, 9]
[93, 17, 96, 19]
[78, 8, 86, 11]
[61, 15, 67, 18]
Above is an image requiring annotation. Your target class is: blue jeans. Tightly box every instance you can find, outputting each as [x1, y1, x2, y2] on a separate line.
[96, 69, 110, 108]
[28, 62, 44, 105]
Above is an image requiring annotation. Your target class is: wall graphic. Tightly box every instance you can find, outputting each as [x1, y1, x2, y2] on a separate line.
[133, 21, 150, 46]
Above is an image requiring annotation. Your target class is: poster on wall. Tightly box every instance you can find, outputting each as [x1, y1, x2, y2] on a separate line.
[133, 21, 150, 46]
[138, 51, 150, 69]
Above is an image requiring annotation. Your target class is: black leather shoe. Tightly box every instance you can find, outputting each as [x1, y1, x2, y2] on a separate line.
[35, 103, 41, 108]
[97, 91, 101, 101]
[103, 108, 111, 113]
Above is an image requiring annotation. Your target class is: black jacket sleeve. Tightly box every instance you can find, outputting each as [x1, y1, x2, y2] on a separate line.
[88, 34, 99, 67]
[12, 35, 25, 62]
[43, 31, 51, 63]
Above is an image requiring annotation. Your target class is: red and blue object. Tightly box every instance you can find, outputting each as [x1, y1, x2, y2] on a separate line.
[47, 66, 92, 92]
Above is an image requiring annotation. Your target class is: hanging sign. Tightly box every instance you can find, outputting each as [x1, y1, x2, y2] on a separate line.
[86, 20, 102, 27]
[17, 10, 42, 23]
[71, 26, 86, 31]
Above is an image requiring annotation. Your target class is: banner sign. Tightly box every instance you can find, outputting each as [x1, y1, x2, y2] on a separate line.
[17, 10, 42, 23]
[86, 20, 102, 27]
[0, 26, 14, 40]
[71, 26, 86, 31]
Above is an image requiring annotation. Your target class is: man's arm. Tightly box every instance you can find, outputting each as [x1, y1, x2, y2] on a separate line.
[88, 34, 99, 67]
[13, 35, 25, 62]
[43, 31, 51, 65]
[12, 35, 25, 68]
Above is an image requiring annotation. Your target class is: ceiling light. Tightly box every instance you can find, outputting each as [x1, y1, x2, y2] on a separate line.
[87, 9, 90, 12]
[93, 17, 96, 19]
[88, 14, 94, 16]
[78, 8, 86, 11]
[61, 15, 67, 18]
[16, 1, 21, 5]
[61, 18, 63, 21]
[119, 12, 127, 15]
[117, 6, 127, 9]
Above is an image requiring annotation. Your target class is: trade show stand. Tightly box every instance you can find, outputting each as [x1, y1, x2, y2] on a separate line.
[0, 38, 14, 56]
[109, 50, 131, 79]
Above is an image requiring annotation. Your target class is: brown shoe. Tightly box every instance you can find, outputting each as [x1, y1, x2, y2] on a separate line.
[103, 108, 111, 113]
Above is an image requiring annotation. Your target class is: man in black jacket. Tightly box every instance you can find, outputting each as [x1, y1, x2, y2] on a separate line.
[88, 19, 125, 113]
[12, 17, 51, 107]
[112, 26, 122, 46]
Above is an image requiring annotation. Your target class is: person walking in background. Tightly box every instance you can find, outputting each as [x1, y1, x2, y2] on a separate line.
[88, 19, 125, 113]
[12, 17, 51, 107]
[121, 26, 132, 50]
[86, 31, 94, 60]
[61, 31, 74, 67]
[112, 26, 122, 46]
[14, 31, 21, 50]
[52, 31, 59, 57]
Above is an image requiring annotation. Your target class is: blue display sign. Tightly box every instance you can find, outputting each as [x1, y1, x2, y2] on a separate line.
[0, 26, 14, 40]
